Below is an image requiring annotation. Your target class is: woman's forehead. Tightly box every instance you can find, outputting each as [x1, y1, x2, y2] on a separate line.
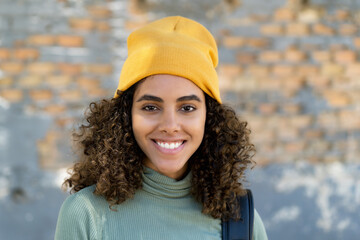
[134, 74, 205, 98]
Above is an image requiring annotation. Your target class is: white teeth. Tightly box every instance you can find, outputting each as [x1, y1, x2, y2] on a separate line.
[156, 141, 183, 150]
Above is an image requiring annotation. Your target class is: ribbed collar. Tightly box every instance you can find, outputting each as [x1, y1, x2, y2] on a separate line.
[141, 166, 192, 199]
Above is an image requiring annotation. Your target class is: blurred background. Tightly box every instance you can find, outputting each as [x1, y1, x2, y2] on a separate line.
[0, 0, 359, 239]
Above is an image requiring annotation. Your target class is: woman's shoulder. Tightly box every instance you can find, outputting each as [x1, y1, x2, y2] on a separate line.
[55, 185, 105, 239]
[60, 185, 108, 214]
[253, 209, 268, 240]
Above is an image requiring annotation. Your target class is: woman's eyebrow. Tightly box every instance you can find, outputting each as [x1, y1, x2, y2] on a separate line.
[136, 94, 201, 102]
[177, 95, 201, 102]
[136, 95, 163, 102]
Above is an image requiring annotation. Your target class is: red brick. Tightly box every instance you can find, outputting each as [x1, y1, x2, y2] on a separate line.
[349, 90, 360, 103]
[281, 76, 305, 93]
[128, 0, 147, 15]
[331, 139, 347, 152]
[246, 115, 265, 130]
[330, 44, 346, 51]
[298, 8, 322, 23]
[274, 8, 296, 21]
[253, 156, 272, 166]
[233, 76, 257, 92]
[331, 76, 351, 89]
[46, 75, 72, 88]
[37, 130, 60, 169]
[69, 18, 95, 31]
[282, 103, 302, 115]
[29, 89, 53, 101]
[339, 110, 360, 130]
[236, 53, 256, 64]
[84, 64, 113, 74]
[0, 62, 24, 74]
[0, 89, 23, 102]
[278, 127, 299, 141]
[0, 48, 11, 60]
[321, 63, 344, 77]
[55, 117, 75, 128]
[339, 24, 358, 35]
[251, 129, 275, 144]
[13, 40, 26, 48]
[268, 116, 288, 129]
[258, 103, 278, 115]
[218, 64, 242, 79]
[247, 65, 270, 77]
[76, 77, 100, 90]
[96, 21, 111, 32]
[323, 154, 342, 163]
[28, 62, 55, 75]
[313, 23, 334, 35]
[13, 48, 40, 60]
[57, 35, 84, 47]
[222, 36, 246, 48]
[297, 65, 319, 77]
[260, 24, 283, 35]
[312, 50, 332, 63]
[259, 51, 282, 62]
[43, 104, 66, 115]
[218, 28, 232, 37]
[334, 50, 357, 64]
[272, 65, 295, 77]
[58, 63, 82, 75]
[307, 76, 330, 88]
[28, 35, 56, 46]
[18, 75, 42, 88]
[59, 89, 82, 101]
[304, 129, 324, 139]
[335, 9, 351, 21]
[323, 90, 351, 107]
[246, 38, 270, 48]
[0, 77, 13, 87]
[257, 77, 282, 91]
[87, 5, 112, 18]
[286, 23, 310, 36]
[354, 37, 360, 49]
[87, 88, 108, 97]
[317, 112, 338, 129]
[345, 63, 360, 77]
[124, 20, 149, 30]
[284, 141, 306, 154]
[218, 75, 233, 91]
[284, 48, 306, 62]
[290, 115, 313, 128]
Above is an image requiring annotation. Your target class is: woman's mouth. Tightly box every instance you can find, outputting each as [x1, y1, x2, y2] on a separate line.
[153, 140, 185, 150]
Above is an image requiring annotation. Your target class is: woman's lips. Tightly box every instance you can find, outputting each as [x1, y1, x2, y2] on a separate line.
[152, 139, 186, 153]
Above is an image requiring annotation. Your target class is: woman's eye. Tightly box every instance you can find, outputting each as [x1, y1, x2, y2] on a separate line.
[181, 105, 196, 112]
[142, 105, 158, 111]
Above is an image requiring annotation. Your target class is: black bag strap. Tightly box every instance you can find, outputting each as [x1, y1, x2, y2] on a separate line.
[221, 189, 254, 240]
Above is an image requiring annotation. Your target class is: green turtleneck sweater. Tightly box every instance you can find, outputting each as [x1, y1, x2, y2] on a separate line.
[55, 167, 268, 240]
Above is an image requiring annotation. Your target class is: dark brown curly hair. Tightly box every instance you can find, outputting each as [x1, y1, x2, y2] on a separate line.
[64, 82, 255, 221]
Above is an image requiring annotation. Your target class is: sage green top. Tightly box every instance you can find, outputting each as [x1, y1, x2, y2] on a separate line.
[55, 167, 268, 240]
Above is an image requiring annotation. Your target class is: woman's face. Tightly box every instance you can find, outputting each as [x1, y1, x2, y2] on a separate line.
[131, 74, 206, 180]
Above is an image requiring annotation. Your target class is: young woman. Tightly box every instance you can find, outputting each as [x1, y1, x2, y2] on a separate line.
[55, 16, 268, 239]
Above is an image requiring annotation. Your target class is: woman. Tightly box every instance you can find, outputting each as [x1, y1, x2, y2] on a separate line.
[55, 16, 268, 239]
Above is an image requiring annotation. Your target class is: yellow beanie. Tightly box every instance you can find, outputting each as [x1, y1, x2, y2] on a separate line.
[114, 16, 221, 103]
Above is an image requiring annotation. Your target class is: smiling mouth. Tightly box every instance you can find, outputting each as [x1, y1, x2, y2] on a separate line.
[153, 140, 185, 150]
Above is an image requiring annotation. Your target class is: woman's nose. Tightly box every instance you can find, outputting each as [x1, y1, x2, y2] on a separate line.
[158, 109, 180, 133]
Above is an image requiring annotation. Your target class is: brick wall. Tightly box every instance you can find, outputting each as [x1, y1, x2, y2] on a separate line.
[1, 0, 359, 170]
[0, 0, 118, 169]
[217, 1, 360, 164]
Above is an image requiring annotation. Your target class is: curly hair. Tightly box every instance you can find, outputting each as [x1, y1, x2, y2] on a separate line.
[64, 83, 255, 221]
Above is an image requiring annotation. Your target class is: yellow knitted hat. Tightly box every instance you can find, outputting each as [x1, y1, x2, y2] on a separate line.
[114, 16, 221, 103]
